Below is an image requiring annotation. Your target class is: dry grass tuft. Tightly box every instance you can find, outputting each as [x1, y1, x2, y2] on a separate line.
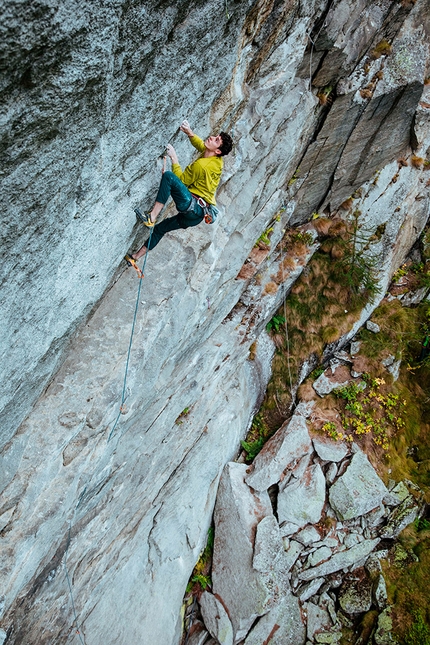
[360, 88, 373, 99]
[312, 218, 332, 237]
[340, 197, 354, 211]
[398, 157, 408, 167]
[328, 219, 348, 236]
[263, 281, 278, 295]
[370, 39, 392, 59]
[297, 381, 317, 402]
[411, 155, 424, 169]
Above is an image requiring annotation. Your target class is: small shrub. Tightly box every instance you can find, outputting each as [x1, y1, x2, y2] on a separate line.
[360, 88, 373, 99]
[266, 314, 286, 333]
[340, 197, 354, 210]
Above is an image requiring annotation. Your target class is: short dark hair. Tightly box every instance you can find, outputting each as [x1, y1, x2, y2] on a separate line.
[218, 131, 233, 156]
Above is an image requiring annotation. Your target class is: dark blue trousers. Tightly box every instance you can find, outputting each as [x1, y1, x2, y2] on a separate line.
[144, 171, 204, 250]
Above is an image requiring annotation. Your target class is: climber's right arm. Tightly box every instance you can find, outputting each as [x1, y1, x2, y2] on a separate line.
[180, 120, 205, 153]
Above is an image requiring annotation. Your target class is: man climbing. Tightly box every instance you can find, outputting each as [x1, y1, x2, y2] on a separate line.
[125, 120, 233, 270]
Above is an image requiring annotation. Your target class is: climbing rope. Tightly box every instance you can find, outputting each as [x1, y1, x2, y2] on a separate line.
[279, 214, 294, 403]
[64, 487, 87, 645]
[108, 227, 154, 443]
[63, 228, 154, 642]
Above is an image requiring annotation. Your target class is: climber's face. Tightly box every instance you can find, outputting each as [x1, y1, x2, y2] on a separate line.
[205, 134, 223, 155]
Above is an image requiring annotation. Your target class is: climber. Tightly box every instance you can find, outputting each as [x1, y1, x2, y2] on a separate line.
[125, 120, 233, 267]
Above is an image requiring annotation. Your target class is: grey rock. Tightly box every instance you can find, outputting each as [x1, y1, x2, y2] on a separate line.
[306, 601, 333, 641]
[283, 540, 305, 572]
[390, 481, 410, 503]
[319, 592, 337, 625]
[298, 539, 380, 582]
[329, 451, 388, 520]
[374, 608, 396, 645]
[278, 464, 326, 530]
[245, 415, 312, 492]
[0, 630, 6, 645]
[338, 569, 373, 614]
[321, 537, 339, 549]
[295, 526, 323, 547]
[2, 0, 430, 642]
[307, 547, 332, 568]
[365, 504, 387, 528]
[365, 554, 383, 577]
[351, 369, 363, 378]
[281, 521, 302, 537]
[299, 578, 326, 602]
[295, 400, 316, 418]
[373, 574, 388, 610]
[387, 359, 401, 382]
[253, 516, 285, 573]
[366, 320, 381, 333]
[187, 624, 210, 645]
[200, 592, 233, 645]
[379, 495, 421, 539]
[211, 463, 273, 641]
[343, 533, 361, 548]
[312, 369, 350, 397]
[350, 341, 361, 356]
[325, 462, 338, 485]
[312, 436, 349, 462]
[243, 593, 306, 645]
[314, 632, 342, 644]
[381, 355, 395, 367]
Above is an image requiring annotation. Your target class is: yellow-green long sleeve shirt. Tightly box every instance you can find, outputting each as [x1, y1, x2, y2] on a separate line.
[171, 135, 223, 205]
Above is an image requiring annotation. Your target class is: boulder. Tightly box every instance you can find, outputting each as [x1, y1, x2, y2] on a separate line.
[312, 366, 350, 397]
[211, 463, 273, 642]
[329, 451, 388, 520]
[283, 539, 305, 572]
[200, 592, 233, 645]
[338, 568, 373, 614]
[312, 436, 349, 462]
[278, 464, 326, 530]
[307, 546, 332, 568]
[243, 593, 306, 645]
[306, 601, 333, 641]
[325, 463, 338, 485]
[379, 495, 421, 539]
[366, 320, 380, 333]
[245, 415, 312, 492]
[298, 539, 380, 582]
[295, 526, 323, 547]
[373, 574, 388, 610]
[373, 608, 396, 645]
[299, 578, 326, 602]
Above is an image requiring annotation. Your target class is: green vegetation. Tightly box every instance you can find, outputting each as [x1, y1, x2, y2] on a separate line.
[175, 407, 191, 425]
[186, 527, 214, 595]
[266, 314, 285, 333]
[328, 375, 406, 450]
[255, 226, 274, 248]
[240, 413, 272, 462]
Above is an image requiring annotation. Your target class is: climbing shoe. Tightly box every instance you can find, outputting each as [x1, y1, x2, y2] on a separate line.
[124, 254, 144, 278]
[134, 207, 154, 228]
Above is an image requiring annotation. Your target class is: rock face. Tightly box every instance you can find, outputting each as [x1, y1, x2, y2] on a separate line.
[1, 0, 429, 643]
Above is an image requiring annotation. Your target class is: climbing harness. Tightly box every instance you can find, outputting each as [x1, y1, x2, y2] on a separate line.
[189, 193, 219, 224]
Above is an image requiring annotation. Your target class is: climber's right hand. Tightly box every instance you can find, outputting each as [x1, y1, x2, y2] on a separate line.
[180, 120, 194, 137]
